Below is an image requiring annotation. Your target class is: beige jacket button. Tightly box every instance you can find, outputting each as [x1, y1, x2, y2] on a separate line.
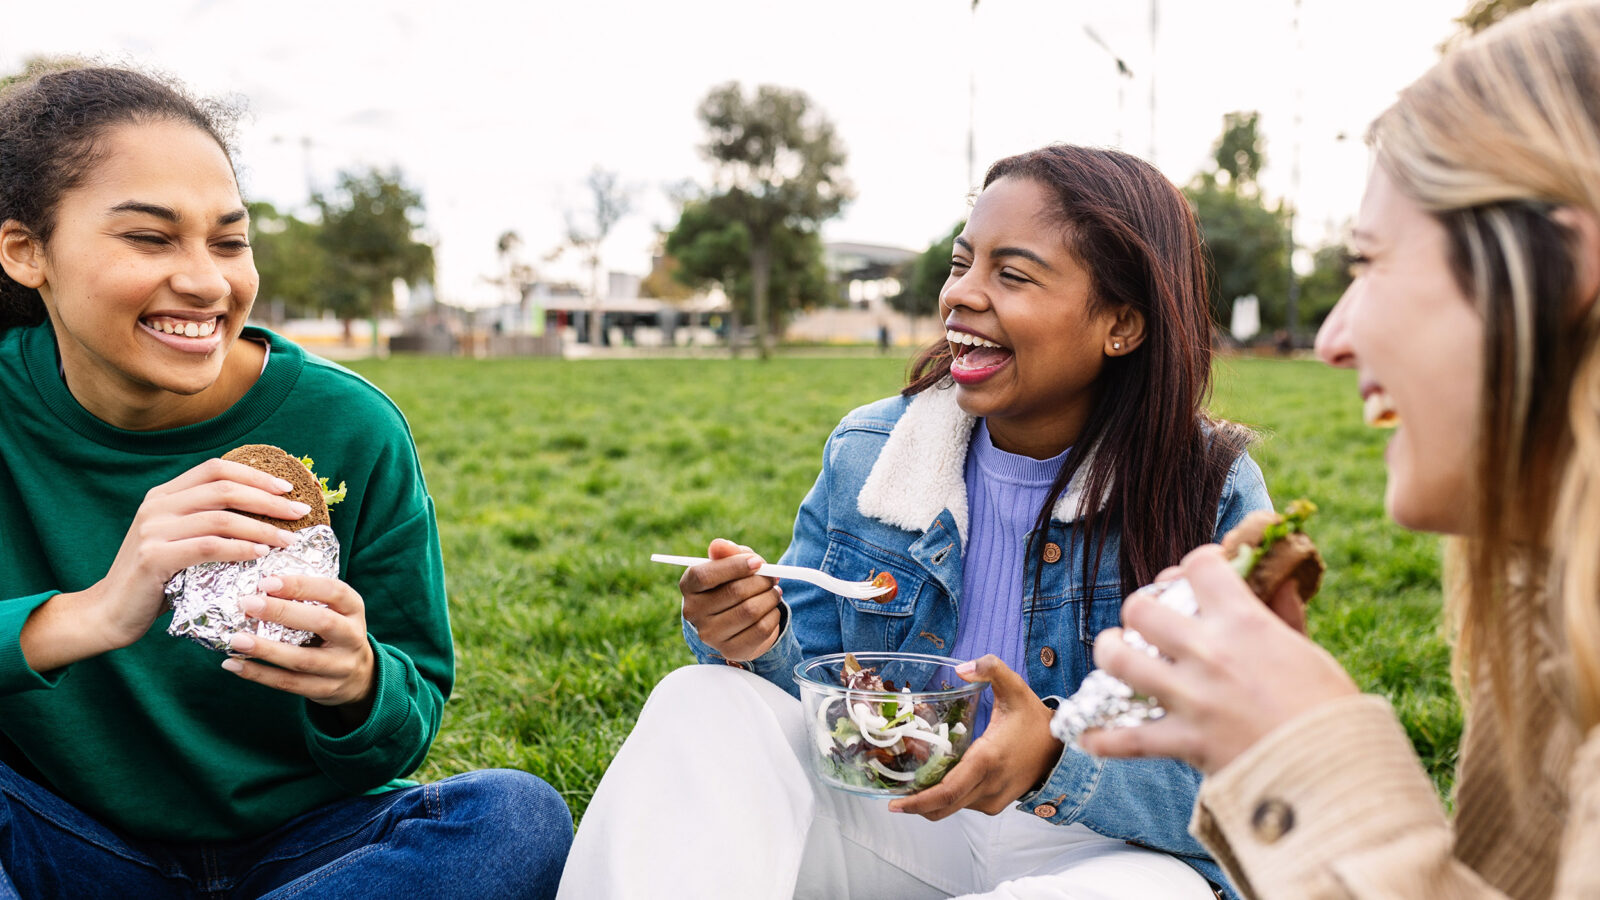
[1040, 646, 1057, 667]
[1250, 798, 1295, 843]
[1033, 804, 1057, 818]
[1042, 542, 1062, 564]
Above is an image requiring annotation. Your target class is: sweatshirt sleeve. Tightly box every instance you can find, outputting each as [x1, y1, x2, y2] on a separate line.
[0, 591, 68, 695]
[1190, 694, 1501, 899]
[299, 486, 452, 792]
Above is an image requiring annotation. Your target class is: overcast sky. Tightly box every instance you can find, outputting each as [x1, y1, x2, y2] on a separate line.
[4, 0, 1466, 307]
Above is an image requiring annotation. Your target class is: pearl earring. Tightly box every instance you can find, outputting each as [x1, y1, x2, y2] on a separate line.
[1112, 341, 1122, 351]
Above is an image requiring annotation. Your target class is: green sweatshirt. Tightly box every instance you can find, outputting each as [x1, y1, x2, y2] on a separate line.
[0, 323, 452, 842]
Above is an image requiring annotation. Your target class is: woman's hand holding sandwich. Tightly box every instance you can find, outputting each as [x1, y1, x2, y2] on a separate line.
[1082, 545, 1358, 774]
[19, 458, 306, 673]
[223, 574, 378, 725]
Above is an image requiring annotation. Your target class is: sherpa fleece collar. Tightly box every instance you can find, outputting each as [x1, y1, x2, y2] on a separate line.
[856, 384, 1093, 546]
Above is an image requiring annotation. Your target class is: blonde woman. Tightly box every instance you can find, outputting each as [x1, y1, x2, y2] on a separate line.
[1083, 2, 1600, 897]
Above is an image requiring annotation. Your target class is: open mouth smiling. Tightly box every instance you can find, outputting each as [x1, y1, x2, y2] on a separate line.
[947, 329, 1013, 383]
[140, 315, 219, 339]
[1362, 386, 1401, 428]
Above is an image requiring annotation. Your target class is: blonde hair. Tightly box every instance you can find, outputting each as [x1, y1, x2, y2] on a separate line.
[1370, 0, 1600, 798]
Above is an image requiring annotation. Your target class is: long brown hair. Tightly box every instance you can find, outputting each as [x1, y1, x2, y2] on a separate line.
[906, 144, 1250, 598]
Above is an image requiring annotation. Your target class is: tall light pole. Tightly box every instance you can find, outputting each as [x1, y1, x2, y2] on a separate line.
[1148, 0, 1159, 164]
[1286, 0, 1303, 340]
[968, 0, 980, 188]
[1083, 25, 1134, 148]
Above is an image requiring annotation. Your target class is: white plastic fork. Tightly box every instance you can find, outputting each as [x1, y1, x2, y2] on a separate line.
[649, 553, 893, 600]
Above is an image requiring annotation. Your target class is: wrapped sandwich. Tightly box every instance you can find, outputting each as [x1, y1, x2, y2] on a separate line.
[165, 445, 345, 652]
[1049, 500, 1324, 745]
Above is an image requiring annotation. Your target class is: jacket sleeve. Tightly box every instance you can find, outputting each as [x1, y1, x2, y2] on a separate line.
[298, 438, 452, 793]
[682, 427, 844, 699]
[1188, 694, 1494, 898]
[1019, 744, 1215, 859]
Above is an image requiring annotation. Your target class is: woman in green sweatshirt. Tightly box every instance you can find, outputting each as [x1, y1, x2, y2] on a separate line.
[0, 65, 571, 898]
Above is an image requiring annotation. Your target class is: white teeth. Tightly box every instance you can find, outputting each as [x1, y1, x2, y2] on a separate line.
[1363, 391, 1400, 428]
[946, 329, 1003, 349]
[145, 318, 217, 338]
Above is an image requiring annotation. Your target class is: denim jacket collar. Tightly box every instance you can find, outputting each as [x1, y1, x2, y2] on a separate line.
[856, 382, 1096, 546]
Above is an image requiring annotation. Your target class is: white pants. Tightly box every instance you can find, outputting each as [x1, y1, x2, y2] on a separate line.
[557, 666, 1212, 899]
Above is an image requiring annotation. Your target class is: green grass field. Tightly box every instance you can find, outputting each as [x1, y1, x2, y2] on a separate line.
[345, 352, 1459, 818]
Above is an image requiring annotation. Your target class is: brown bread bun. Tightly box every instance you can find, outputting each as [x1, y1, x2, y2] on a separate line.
[1219, 509, 1325, 603]
[222, 444, 330, 531]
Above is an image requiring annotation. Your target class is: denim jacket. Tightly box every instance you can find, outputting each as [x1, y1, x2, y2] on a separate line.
[683, 385, 1269, 896]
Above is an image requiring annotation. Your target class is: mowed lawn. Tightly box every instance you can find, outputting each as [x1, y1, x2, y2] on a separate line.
[346, 351, 1459, 819]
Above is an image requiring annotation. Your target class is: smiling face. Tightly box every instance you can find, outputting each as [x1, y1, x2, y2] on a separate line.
[1315, 164, 1483, 534]
[941, 176, 1132, 459]
[2, 119, 260, 429]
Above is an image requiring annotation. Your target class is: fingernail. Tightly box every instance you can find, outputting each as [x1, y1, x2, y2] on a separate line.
[257, 576, 282, 593]
[254, 543, 271, 557]
[272, 478, 294, 494]
[956, 661, 977, 676]
[221, 659, 244, 673]
[748, 556, 766, 570]
[286, 501, 311, 517]
[229, 633, 256, 653]
[239, 595, 265, 615]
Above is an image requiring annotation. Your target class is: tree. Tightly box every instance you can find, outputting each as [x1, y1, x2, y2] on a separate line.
[695, 82, 852, 357]
[561, 167, 632, 344]
[248, 201, 330, 322]
[490, 230, 539, 331]
[1296, 242, 1355, 329]
[888, 221, 963, 318]
[1445, 0, 1544, 49]
[1211, 111, 1264, 192]
[1183, 112, 1292, 331]
[663, 196, 830, 352]
[638, 233, 696, 303]
[314, 168, 434, 343]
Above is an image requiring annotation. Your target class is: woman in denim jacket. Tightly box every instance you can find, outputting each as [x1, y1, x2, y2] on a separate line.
[561, 145, 1269, 899]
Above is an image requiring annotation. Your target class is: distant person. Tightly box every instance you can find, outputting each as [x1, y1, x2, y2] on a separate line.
[0, 64, 571, 897]
[1085, 3, 1600, 896]
[559, 144, 1272, 898]
[878, 321, 891, 353]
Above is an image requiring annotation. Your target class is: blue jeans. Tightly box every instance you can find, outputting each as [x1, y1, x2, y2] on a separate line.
[0, 763, 572, 899]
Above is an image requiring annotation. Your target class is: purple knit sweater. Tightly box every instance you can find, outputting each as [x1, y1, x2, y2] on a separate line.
[948, 419, 1069, 736]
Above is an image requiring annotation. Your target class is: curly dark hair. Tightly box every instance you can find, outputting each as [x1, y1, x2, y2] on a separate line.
[0, 63, 239, 329]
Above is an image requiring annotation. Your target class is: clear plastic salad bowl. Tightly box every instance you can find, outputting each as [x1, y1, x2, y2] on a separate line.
[794, 651, 985, 796]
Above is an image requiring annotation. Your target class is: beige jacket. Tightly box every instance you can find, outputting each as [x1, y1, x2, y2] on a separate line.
[1192, 674, 1600, 899]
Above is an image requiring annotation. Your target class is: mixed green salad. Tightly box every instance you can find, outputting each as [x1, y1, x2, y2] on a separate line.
[809, 653, 974, 794]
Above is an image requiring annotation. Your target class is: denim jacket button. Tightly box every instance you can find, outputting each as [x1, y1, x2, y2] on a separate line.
[1042, 542, 1062, 563]
[1040, 646, 1056, 668]
[1033, 804, 1058, 818]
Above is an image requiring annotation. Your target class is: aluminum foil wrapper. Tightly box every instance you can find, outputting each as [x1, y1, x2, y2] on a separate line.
[165, 524, 339, 652]
[1050, 578, 1199, 747]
